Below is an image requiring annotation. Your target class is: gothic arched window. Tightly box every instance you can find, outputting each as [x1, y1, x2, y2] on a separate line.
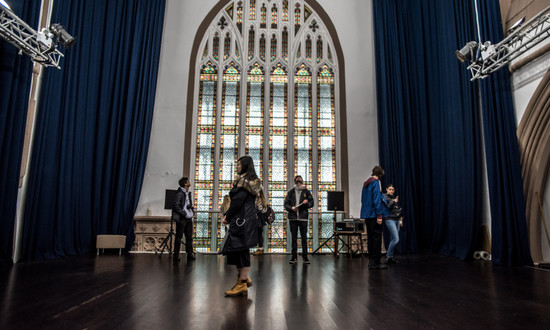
[190, 0, 341, 252]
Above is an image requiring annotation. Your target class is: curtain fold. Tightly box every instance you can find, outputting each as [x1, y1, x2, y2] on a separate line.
[373, 0, 483, 259]
[0, 0, 41, 262]
[20, 0, 166, 261]
[476, 1, 532, 266]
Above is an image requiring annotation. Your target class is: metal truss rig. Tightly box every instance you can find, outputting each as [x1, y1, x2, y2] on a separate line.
[0, 6, 63, 68]
[467, 6, 550, 81]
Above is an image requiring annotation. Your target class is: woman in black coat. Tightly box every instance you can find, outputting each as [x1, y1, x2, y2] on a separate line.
[222, 156, 263, 297]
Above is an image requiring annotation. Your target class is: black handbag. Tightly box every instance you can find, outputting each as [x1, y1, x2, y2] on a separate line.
[258, 206, 275, 225]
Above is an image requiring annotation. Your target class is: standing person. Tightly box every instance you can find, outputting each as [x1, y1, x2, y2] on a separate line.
[284, 175, 314, 264]
[222, 156, 262, 297]
[361, 166, 390, 270]
[383, 184, 403, 264]
[172, 177, 195, 263]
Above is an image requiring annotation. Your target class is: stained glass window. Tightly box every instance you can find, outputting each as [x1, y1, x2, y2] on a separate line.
[305, 35, 312, 62]
[317, 64, 336, 249]
[248, 26, 255, 60]
[224, 33, 231, 60]
[269, 63, 288, 252]
[294, 64, 312, 183]
[317, 36, 323, 63]
[270, 34, 277, 62]
[260, 3, 267, 28]
[271, 4, 278, 29]
[246, 63, 265, 177]
[250, 0, 256, 20]
[295, 4, 301, 35]
[236, 3, 243, 33]
[259, 34, 266, 61]
[195, 62, 217, 250]
[213, 33, 220, 60]
[202, 42, 208, 60]
[193, 1, 340, 253]
[282, 27, 288, 62]
[282, 0, 289, 21]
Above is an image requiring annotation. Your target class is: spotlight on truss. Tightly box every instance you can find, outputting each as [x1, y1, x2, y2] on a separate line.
[0, 3, 75, 68]
[456, 6, 550, 81]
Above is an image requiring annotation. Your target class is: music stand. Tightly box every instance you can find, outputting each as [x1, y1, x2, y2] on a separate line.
[313, 191, 345, 254]
[156, 189, 184, 257]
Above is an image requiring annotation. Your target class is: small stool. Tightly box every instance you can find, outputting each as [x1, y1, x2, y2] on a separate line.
[96, 235, 126, 255]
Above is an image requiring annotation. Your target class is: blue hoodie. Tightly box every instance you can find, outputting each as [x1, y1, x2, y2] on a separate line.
[360, 177, 389, 219]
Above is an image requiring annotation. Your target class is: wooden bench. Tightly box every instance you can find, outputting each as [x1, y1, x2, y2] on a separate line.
[96, 235, 126, 255]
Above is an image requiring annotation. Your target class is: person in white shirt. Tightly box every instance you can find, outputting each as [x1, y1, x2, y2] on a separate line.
[172, 177, 195, 263]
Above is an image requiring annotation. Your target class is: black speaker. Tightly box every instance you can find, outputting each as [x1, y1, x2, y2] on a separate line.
[327, 191, 344, 211]
[164, 189, 178, 210]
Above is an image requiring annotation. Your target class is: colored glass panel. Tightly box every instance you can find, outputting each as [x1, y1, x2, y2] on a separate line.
[260, 3, 267, 28]
[305, 35, 312, 62]
[282, 0, 289, 21]
[270, 34, 277, 62]
[224, 33, 231, 60]
[294, 64, 312, 184]
[219, 64, 241, 205]
[250, 0, 256, 20]
[282, 28, 288, 62]
[246, 63, 265, 176]
[248, 27, 255, 60]
[317, 65, 336, 249]
[260, 34, 266, 61]
[271, 4, 278, 29]
[317, 36, 323, 63]
[213, 33, 220, 60]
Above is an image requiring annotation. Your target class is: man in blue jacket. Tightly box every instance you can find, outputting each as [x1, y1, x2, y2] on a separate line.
[361, 166, 390, 269]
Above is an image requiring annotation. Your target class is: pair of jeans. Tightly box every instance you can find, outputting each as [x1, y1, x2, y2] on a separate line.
[289, 220, 308, 259]
[384, 219, 400, 258]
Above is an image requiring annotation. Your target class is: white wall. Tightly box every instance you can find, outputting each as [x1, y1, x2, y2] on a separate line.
[136, 0, 380, 217]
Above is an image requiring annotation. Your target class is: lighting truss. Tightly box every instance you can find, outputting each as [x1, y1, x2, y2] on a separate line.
[466, 5, 550, 81]
[0, 5, 64, 68]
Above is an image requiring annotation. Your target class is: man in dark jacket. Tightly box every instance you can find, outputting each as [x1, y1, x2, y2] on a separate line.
[172, 177, 195, 263]
[361, 166, 390, 269]
[284, 175, 314, 264]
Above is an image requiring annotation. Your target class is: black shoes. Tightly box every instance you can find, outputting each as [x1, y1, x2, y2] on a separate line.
[187, 254, 196, 261]
[289, 258, 297, 264]
[303, 258, 311, 264]
[368, 263, 388, 270]
[386, 257, 398, 264]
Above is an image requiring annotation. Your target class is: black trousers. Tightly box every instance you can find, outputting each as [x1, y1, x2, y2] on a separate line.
[365, 218, 383, 265]
[174, 219, 193, 256]
[290, 220, 308, 259]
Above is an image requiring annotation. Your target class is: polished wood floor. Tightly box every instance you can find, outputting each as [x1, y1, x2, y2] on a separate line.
[1, 252, 549, 329]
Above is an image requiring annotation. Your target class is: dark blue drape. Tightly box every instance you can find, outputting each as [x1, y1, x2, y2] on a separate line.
[20, 0, 166, 261]
[476, 1, 532, 266]
[0, 0, 41, 262]
[373, 0, 483, 259]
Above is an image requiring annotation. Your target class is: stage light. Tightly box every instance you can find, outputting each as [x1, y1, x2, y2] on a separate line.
[50, 23, 75, 48]
[455, 41, 478, 63]
[507, 17, 525, 34]
[0, 0, 11, 11]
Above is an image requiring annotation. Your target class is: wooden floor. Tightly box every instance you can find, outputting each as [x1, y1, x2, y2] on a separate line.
[1, 252, 549, 329]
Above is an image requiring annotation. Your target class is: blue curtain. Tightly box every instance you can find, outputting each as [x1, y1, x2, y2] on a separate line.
[476, 1, 532, 266]
[373, 0, 483, 259]
[0, 0, 41, 262]
[20, 0, 166, 261]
